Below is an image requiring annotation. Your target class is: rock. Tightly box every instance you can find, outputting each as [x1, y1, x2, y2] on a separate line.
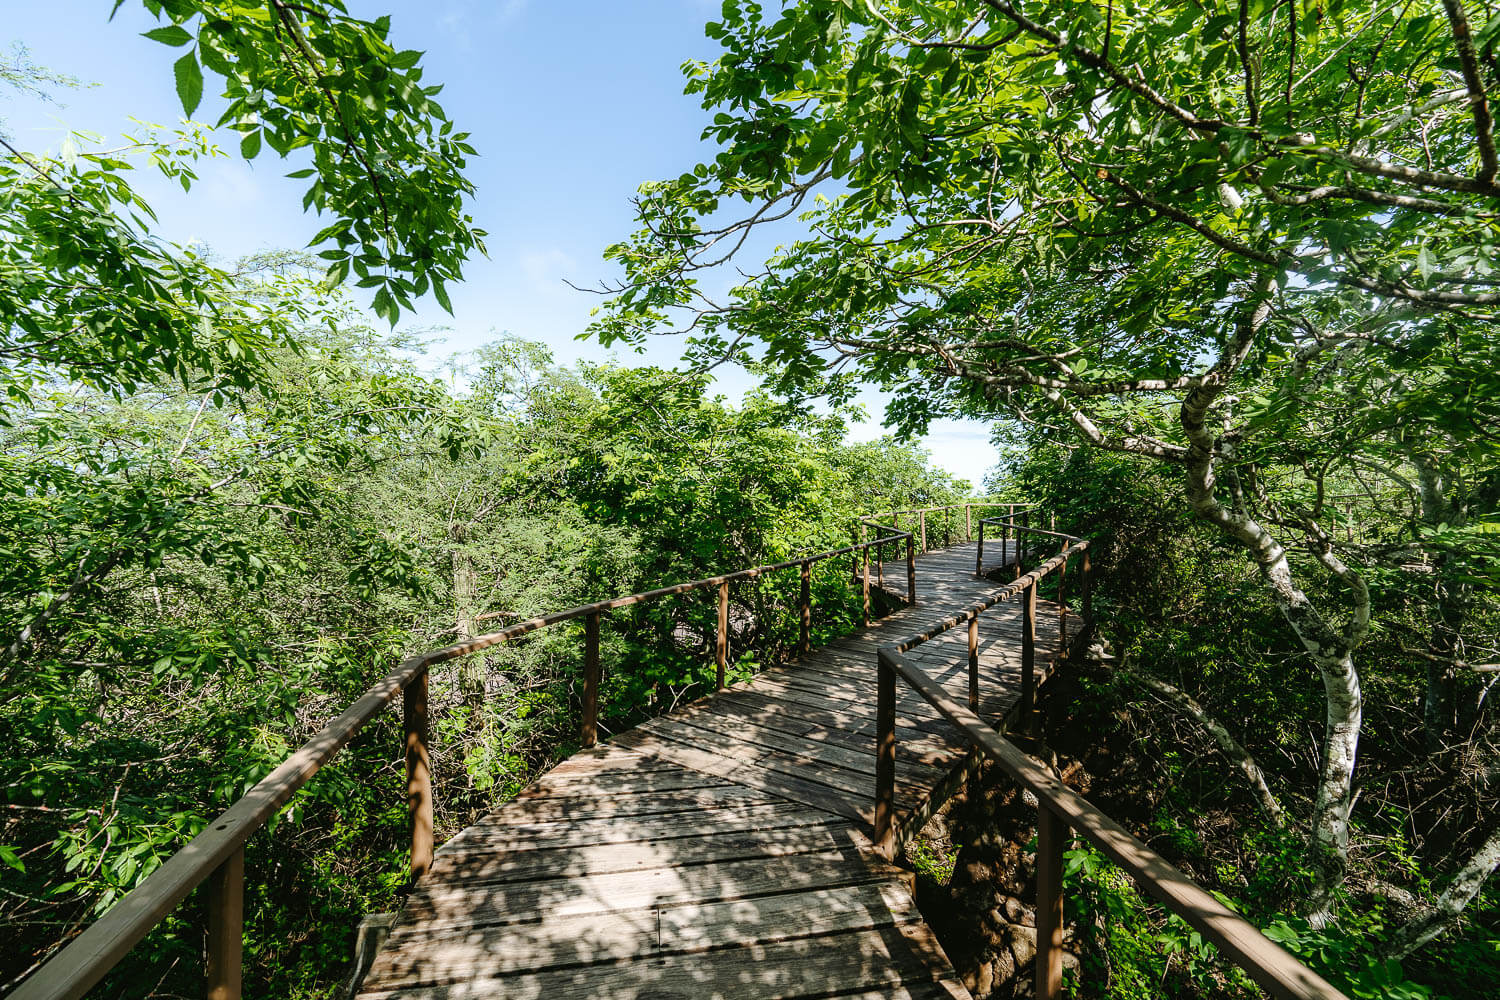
[1006, 923, 1038, 967]
[1001, 895, 1026, 924]
[983, 947, 1011, 992]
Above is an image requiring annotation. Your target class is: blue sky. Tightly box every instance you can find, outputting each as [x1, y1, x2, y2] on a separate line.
[5, 1, 999, 487]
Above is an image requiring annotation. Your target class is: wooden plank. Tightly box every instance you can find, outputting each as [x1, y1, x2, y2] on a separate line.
[446, 800, 821, 854]
[451, 781, 778, 829]
[364, 880, 923, 989]
[636, 715, 935, 801]
[733, 678, 957, 737]
[398, 848, 905, 931]
[511, 768, 734, 799]
[421, 821, 865, 888]
[664, 707, 952, 785]
[667, 692, 968, 768]
[709, 687, 959, 744]
[610, 729, 868, 823]
[361, 921, 966, 1000]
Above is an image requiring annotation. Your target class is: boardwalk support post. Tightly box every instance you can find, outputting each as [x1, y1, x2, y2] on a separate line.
[1004, 509, 1014, 577]
[967, 614, 979, 711]
[906, 532, 917, 606]
[919, 509, 926, 554]
[582, 612, 601, 747]
[861, 546, 871, 626]
[965, 503, 972, 542]
[716, 581, 729, 689]
[1083, 548, 1093, 625]
[1036, 805, 1067, 1000]
[799, 560, 811, 654]
[1057, 541, 1069, 658]
[975, 518, 985, 576]
[874, 649, 897, 860]
[1020, 581, 1037, 728]
[206, 847, 244, 1000]
[405, 668, 433, 881]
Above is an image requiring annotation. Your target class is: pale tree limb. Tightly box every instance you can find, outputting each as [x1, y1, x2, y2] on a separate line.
[1116, 657, 1287, 827]
[1178, 276, 1364, 927]
[1385, 823, 1500, 959]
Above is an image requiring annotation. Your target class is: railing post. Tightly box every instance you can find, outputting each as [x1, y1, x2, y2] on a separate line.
[1021, 581, 1037, 725]
[205, 846, 244, 1000]
[1057, 541, 1070, 657]
[716, 580, 729, 689]
[877, 536, 885, 588]
[918, 509, 926, 554]
[1021, 509, 1030, 567]
[906, 531, 917, 606]
[965, 503, 972, 542]
[1082, 547, 1093, 624]
[851, 525, 859, 581]
[874, 651, 897, 860]
[975, 518, 985, 576]
[861, 545, 871, 626]
[404, 667, 433, 881]
[1003, 509, 1013, 574]
[582, 611, 601, 747]
[799, 560, 811, 654]
[967, 613, 979, 711]
[1035, 804, 1067, 1000]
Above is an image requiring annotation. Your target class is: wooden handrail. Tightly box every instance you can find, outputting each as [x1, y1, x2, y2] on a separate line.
[872, 532, 1351, 1000]
[14, 524, 921, 1000]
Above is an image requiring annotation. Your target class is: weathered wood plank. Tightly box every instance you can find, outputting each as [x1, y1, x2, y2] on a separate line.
[421, 821, 866, 889]
[361, 921, 966, 1000]
[449, 781, 777, 829]
[635, 716, 937, 800]
[399, 847, 906, 931]
[446, 800, 822, 854]
[364, 880, 923, 989]
[357, 541, 1083, 1000]
[611, 728, 869, 822]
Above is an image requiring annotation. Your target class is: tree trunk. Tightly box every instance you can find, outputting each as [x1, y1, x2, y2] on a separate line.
[1178, 282, 1366, 927]
[1413, 455, 1461, 753]
[1385, 823, 1500, 959]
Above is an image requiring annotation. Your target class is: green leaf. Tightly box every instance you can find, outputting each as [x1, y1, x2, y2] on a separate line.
[239, 129, 261, 160]
[143, 25, 193, 47]
[0, 845, 24, 873]
[174, 51, 204, 117]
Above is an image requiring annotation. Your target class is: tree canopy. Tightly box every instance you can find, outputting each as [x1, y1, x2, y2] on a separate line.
[594, 0, 1500, 970]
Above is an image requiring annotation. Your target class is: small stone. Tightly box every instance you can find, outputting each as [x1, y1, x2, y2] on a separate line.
[1001, 895, 1025, 924]
[987, 946, 1014, 988]
[1006, 923, 1038, 967]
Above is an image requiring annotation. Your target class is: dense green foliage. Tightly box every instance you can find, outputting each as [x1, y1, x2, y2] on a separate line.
[595, 0, 1500, 990]
[0, 8, 967, 994]
[1010, 442, 1498, 998]
[0, 302, 967, 994]
[6, 0, 1499, 997]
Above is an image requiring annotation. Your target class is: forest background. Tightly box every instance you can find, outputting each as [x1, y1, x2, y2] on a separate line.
[2, 2, 1499, 1000]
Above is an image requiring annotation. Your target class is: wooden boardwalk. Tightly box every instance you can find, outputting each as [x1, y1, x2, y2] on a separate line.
[357, 542, 1079, 1000]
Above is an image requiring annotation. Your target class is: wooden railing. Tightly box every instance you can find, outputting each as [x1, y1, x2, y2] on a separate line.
[874, 499, 1033, 556]
[873, 515, 1351, 1000]
[13, 505, 954, 1000]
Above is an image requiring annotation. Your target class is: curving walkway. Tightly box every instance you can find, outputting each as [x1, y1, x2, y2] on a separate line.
[356, 542, 1080, 1000]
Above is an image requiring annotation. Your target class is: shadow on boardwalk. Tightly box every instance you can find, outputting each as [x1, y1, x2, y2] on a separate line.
[357, 542, 1080, 1000]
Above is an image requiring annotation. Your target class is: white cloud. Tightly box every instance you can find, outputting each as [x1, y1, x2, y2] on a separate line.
[518, 247, 578, 288]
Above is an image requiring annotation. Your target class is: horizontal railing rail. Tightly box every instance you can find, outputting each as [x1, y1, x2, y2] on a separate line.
[863, 498, 1035, 556]
[872, 527, 1350, 1000]
[14, 525, 916, 1000]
